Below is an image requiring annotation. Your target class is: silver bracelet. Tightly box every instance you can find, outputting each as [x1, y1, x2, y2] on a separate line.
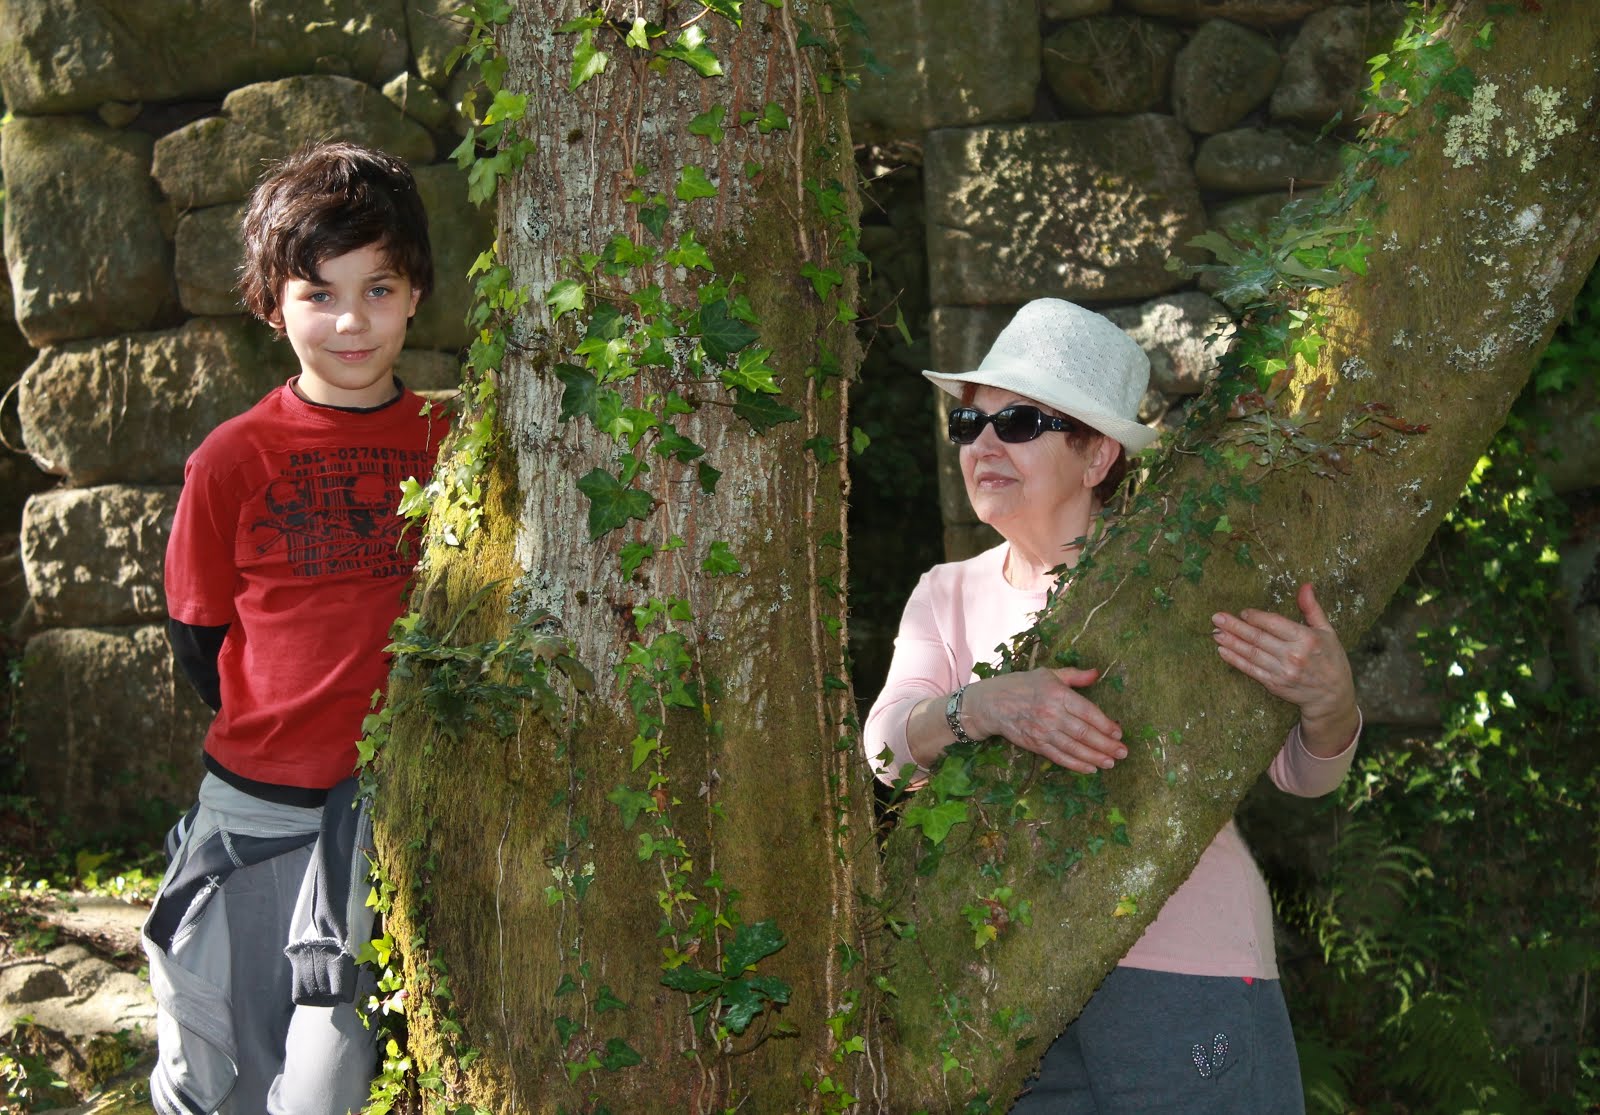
[945, 685, 976, 745]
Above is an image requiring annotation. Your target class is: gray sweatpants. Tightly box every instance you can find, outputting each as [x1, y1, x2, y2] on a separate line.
[150, 776, 378, 1115]
[1009, 966, 1305, 1114]
[223, 840, 377, 1115]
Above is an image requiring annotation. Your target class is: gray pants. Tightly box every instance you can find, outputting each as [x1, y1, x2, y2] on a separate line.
[1009, 966, 1305, 1114]
[224, 843, 377, 1115]
[147, 776, 377, 1115]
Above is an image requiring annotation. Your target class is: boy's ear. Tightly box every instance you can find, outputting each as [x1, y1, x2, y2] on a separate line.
[266, 307, 284, 331]
[407, 286, 421, 318]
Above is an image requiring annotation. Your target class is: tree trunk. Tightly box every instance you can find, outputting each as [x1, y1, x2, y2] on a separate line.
[881, 4, 1600, 1109]
[373, 4, 878, 1112]
[373, 2, 1600, 1112]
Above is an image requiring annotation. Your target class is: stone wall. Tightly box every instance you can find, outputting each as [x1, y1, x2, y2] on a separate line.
[845, 0, 1600, 726]
[0, 0, 490, 832]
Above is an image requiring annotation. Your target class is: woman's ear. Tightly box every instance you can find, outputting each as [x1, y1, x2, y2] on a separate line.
[1084, 435, 1118, 489]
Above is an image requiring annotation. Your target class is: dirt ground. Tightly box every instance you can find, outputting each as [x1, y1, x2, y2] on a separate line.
[1, 892, 157, 1113]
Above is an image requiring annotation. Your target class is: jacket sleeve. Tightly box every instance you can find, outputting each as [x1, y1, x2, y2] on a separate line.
[167, 619, 229, 712]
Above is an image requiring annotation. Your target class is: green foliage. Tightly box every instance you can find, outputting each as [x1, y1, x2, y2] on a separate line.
[1282, 266, 1600, 1112]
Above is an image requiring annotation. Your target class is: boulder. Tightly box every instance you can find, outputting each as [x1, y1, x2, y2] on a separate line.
[1526, 378, 1600, 497]
[174, 204, 246, 317]
[0, 264, 53, 531]
[0, 0, 409, 114]
[1272, 3, 1406, 127]
[19, 317, 296, 487]
[1104, 292, 1235, 396]
[1206, 190, 1295, 236]
[12, 624, 210, 836]
[1347, 595, 1445, 726]
[1044, 0, 1113, 16]
[925, 116, 1204, 304]
[1042, 17, 1183, 116]
[21, 486, 179, 628]
[383, 71, 455, 132]
[1558, 530, 1599, 699]
[1119, 0, 1341, 27]
[409, 163, 495, 352]
[1194, 126, 1345, 192]
[408, 0, 473, 89]
[1, 115, 173, 346]
[152, 76, 436, 210]
[847, 0, 1040, 143]
[1171, 19, 1281, 135]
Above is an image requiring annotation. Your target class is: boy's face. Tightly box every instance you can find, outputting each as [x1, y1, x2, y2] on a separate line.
[270, 242, 421, 408]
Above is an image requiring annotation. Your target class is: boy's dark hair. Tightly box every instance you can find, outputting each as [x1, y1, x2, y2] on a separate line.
[239, 141, 433, 327]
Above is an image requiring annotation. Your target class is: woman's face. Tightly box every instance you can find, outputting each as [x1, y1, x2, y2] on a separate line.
[959, 385, 1112, 539]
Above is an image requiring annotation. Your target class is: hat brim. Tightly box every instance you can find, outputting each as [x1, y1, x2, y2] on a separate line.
[924, 362, 1160, 452]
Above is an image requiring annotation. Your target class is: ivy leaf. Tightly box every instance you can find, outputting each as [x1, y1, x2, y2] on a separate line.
[689, 105, 727, 144]
[546, 279, 586, 318]
[697, 461, 722, 493]
[756, 101, 790, 133]
[732, 388, 801, 433]
[698, 299, 759, 362]
[570, 28, 609, 90]
[577, 468, 653, 539]
[800, 261, 843, 300]
[701, 540, 741, 576]
[660, 965, 723, 994]
[606, 783, 653, 829]
[599, 1038, 642, 1071]
[619, 541, 656, 579]
[675, 164, 718, 202]
[902, 799, 969, 845]
[852, 426, 871, 455]
[594, 986, 628, 1013]
[554, 363, 598, 422]
[655, 424, 705, 463]
[720, 347, 779, 394]
[639, 202, 669, 240]
[1113, 895, 1140, 918]
[702, 0, 743, 24]
[664, 230, 713, 272]
[660, 25, 723, 76]
[625, 16, 650, 49]
[723, 919, 787, 973]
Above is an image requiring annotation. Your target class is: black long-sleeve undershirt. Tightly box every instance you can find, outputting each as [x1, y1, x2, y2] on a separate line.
[167, 618, 229, 712]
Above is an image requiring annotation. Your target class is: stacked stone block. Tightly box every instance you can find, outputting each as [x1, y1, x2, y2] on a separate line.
[0, 0, 490, 831]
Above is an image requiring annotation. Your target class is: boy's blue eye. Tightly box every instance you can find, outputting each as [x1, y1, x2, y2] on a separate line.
[369, 286, 391, 298]
[309, 291, 332, 303]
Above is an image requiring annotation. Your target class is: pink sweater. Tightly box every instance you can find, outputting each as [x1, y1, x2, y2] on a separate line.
[863, 542, 1357, 979]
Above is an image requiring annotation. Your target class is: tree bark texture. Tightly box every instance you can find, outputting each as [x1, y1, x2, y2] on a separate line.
[882, 5, 1600, 1109]
[373, 4, 878, 1112]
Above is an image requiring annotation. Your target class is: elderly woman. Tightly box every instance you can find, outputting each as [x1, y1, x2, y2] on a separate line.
[864, 299, 1361, 1113]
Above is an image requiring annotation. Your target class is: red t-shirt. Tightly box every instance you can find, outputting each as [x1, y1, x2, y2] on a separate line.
[164, 382, 447, 789]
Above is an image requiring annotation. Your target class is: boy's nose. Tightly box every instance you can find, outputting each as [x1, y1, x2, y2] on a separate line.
[336, 309, 368, 334]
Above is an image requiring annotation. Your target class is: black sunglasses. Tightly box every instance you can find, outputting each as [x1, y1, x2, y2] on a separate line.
[947, 404, 1087, 445]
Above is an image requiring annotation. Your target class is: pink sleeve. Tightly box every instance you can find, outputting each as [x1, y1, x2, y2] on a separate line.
[1266, 707, 1363, 798]
[862, 572, 959, 787]
[164, 458, 241, 627]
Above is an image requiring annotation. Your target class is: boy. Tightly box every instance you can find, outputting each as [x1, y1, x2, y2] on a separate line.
[142, 141, 447, 1115]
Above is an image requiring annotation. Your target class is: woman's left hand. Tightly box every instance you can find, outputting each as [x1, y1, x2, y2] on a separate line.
[1211, 583, 1359, 756]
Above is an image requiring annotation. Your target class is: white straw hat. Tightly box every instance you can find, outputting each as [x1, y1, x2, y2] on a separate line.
[924, 298, 1158, 452]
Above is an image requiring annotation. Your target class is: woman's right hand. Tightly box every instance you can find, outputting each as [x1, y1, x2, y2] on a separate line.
[956, 668, 1126, 775]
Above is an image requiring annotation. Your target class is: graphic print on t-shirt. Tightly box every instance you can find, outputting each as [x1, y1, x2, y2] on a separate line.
[243, 445, 434, 579]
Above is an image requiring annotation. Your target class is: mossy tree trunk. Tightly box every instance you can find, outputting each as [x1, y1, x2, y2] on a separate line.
[880, 4, 1600, 1109]
[374, 4, 879, 1113]
[374, 2, 1599, 1113]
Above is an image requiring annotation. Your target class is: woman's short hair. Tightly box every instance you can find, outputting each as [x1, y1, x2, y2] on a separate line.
[958, 382, 1128, 505]
[239, 141, 433, 327]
